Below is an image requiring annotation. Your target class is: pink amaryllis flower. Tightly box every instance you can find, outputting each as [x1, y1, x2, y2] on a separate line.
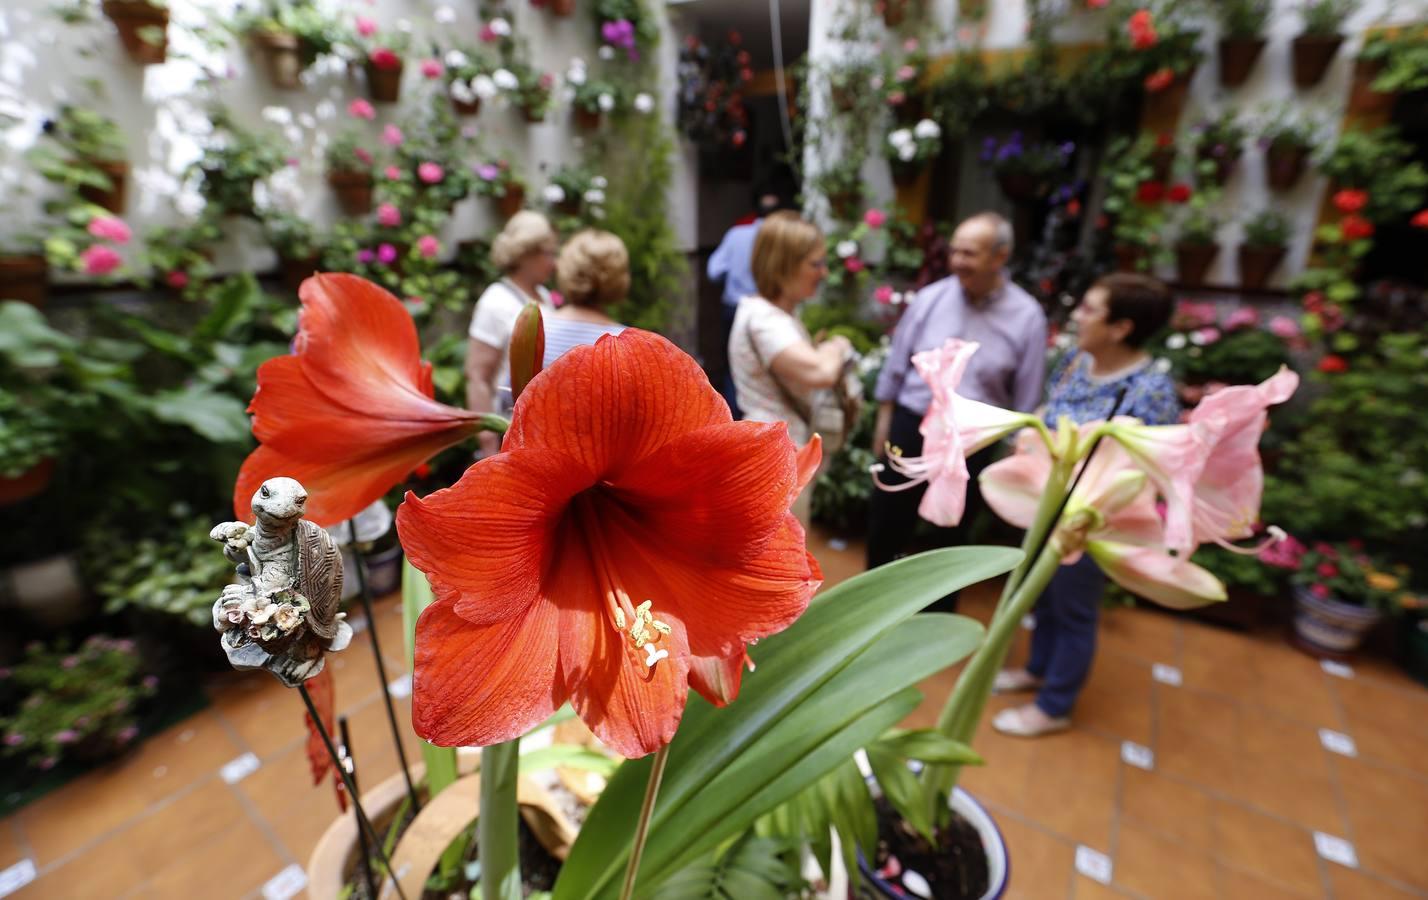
[872, 339, 1037, 527]
[981, 428, 1226, 608]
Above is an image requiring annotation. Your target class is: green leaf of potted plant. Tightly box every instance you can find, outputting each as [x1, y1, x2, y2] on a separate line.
[1238, 209, 1290, 289]
[570, 76, 620, 131]
[27, 102, 129, 214]
[99, 0, 170, 65]
[192, 109, 286, 218]
[231, 0, 341, 90]
[1191, 109, 1247, 187]
[1354, 25, 1428, 114]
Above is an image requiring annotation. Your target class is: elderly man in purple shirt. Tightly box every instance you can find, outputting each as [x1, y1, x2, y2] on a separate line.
[867, 212, 1048, 590]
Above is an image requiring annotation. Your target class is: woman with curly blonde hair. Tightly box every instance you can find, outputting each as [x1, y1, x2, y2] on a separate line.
[543, 229, 630, 367]
[466, 211, 558, 454]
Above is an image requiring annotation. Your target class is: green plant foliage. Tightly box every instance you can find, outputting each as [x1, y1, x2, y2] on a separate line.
[1360, 25, 1428, 93]
[87, 513, 234, 626]
[650, 835, 805, 900]
[1318, 127, 1428, 224]
[193, 109, 286, 217]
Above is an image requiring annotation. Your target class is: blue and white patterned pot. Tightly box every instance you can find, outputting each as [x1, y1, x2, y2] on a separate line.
[1292, 584, 1382, 656]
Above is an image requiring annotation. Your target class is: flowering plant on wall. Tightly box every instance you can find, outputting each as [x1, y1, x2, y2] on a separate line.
[191, 109, 286, 218]
[1292, 188, 1378, 332]
[1100, 134, 1173, 267]
[1317, 126, 1428, 225]
[886, 119, 941, 180]
[141, 215, 223, 293]
[676, 33, 752, 151]
[471, 158, 526, 200]
[543, 166, 608, 226]
[594, 0, 658, 61]
[884, 38, 929, 122]
[43, 204, 132, 279]
[980, 132, 1074, 200]
[441, 46, 498, 111]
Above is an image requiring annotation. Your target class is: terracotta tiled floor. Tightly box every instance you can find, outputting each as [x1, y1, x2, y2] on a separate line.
[3, 529, 1427, 899]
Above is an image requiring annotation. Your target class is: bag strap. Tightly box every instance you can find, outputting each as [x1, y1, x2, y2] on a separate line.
[742, 305, 813, 428]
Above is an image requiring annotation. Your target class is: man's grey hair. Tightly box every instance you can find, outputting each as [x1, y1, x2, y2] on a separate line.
[961, 211, 1014, 256]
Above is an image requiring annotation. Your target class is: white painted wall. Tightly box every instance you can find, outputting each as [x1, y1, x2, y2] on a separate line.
[804, 0, 1426, 289]
[0, 0, 694, 281]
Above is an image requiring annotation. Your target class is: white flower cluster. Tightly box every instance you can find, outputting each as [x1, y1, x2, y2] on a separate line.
[492, 68, 518, 91]
[633, 92, 655, 114]
[567, 57, 587, 86]
[597, 92, 615, 112]
[488, 17, 512, 36]
[887, 119, 943, 163]
[543, 184, 566, 204]
[836, 239, 859, 259]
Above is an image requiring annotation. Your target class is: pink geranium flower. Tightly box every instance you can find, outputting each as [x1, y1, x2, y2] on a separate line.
[165, 270, 189, 289]
[384, 165, 402, 181]
[369, 48, 402, 70]
[1223, 307, 1260, 331]
[844, 257, 864, 273]
[874, 284, 894, 304]
[81, 244, 122, 276]
[377, 243, 398, 265]
[417, 235, 440, 259]
[355, 15, 378, 37]
[1267, 315, 1300, 340]
[872, 339, 1035, 527]
[86, 215, 131, 245]
[863, 208, 887, 228]
[377, 203, 402, 227]
[420, 58, 443, 79]
[417, 162, 444, 184]
[382, 124, 404, 146]
[348, 98, 377, 120]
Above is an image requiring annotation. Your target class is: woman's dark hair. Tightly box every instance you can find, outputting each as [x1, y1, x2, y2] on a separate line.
[1091, 273, 1173, 348]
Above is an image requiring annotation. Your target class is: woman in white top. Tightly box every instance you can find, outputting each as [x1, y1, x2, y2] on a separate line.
[466, 211, 558, 455]
[728, 210, 853, 525]
[544, 229, 628, 368]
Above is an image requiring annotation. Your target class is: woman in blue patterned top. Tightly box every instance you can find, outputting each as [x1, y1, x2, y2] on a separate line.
[993, 274, 1181, 738]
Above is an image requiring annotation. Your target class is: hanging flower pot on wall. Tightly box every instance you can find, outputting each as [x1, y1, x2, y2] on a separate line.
[1113, 244, 1148, 273]
[1237, 243, 1286, 289]
[1218, 37, 1266, 87]
[78, 159, 130, 214]
[1291, 33, 1343, 88]
[880, 0, 917, 28]
[252, 30, 305, 90]
[451, 95, 482, 116]
[497, 185, 527, 220]
[1141, 68, 1195, 126]
[101, 0, 169, 65]
[1196, 147, 1240, 188]
[1347, 58, 1395, 114]
[0, 253, 50, 308]
[573, 107, 602, 131]
[364, 58, 405, 103]
[1264, 141, 1308, 192]
[327, 169, 375, 216]
[1175, 242, 1218, 287]
[550, 0, 576, 16]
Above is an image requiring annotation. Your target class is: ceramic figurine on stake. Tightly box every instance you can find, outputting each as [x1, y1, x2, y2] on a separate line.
[211, 476, 353, 688]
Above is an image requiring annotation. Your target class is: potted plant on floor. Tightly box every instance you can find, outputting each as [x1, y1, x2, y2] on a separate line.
[1192, 110, 1247, 187]
[230, 0, 341, 90]
[325, 130, 376, 216]
[1291, 0, 1355, 88]
[472, 159, 527, 220]
[1215, 0, 1270, 87]
[27, 103, 129, 214]
[1238, 209, 1290, 289]
[192, 110, 286, 218]
[1259, 113, 1320, 192]
[0, 636, 158, 774]
[1353, 25, 1428, 115]
[1281, 539, 1402, 657]
[99, 0, 169, 65]
[886, 119, 942, 190]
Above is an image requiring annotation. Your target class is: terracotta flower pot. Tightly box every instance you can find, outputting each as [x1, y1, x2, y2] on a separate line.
[1291, 33, 1343, 88]
[451, 95, 482, 116]
[831, 86, 857, 112]
[1291, 584, 1382, 658]
[827, 190, 862, 222]
[572, 107, 602, 131]
[1142, 69, 1194, 123]
[1348, 57, 1395, 114]
[253, 30, 304, 90]
[0, 458, 56, 506]
[550, 0, 576, 16]
[0, 253, 50, 307]
[327, 169, 374, 216]
[1148, 146, 1176, 182]
[1218, 36, 1266, 87]
[1264, 142, 1308, 192]
[881, 0, 915, 28]
[522, 106, 547, 124]
[78, 159, 129, 213]
[1114, 244, 1148, 273]
[364, 59, 404, 103]
[1237, 244, 1286, 289]
[101, 0, 169, 65]
[996, 171, 1042, 203]
[1175, 242, 1218, 287]
[497, 185, 526, 220]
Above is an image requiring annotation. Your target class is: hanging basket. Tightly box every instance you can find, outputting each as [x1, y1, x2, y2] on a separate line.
[572, 107, 602, 131]
[451, 95, 482, 116]
[1174, 242, 1218, 287]
[497, 185, 527, 220]
[1291, 33, 1343, 88]
[1113, 244, 1148, 273]
[550, 0, 577, 15]
[1237, 244, 1286, 290]
[1141, 69, 1194, 124]
[77, 159, 129, 213]
[327, 169, 375, 216]
[1264, 142, 1308, 192]
[1347, 58, 1395, 114]
[364, 59, 404, 103]
[0, 254, 48, 308]
[1218, 37, 1266, 87]
[252, 30, 304, 90]
[101, 0, 169, 65]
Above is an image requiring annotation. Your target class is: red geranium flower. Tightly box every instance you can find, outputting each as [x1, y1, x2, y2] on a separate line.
[1316, 562, 1339, 578]
[1331, 189, 1368, 214]
[1143, 68, 1175, 92]
[233, 274, 484, 525]
[400, 330, 822, 757]
[1340, 215, 1374, 241]
[1136, 180, 1166, 204]
[1317, 354, 1349, 374]
[1410, 208, 1428, 228]
[1167, 183, 1192, 204]
[1155, 132, 1174, 148]
[369, 47, 402, 70]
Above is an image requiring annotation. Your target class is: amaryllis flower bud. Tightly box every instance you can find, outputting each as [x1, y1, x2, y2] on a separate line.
[508, 302, 545, 404]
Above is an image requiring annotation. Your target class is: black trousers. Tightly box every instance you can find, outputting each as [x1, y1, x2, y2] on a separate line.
[866, 404, 996, 611]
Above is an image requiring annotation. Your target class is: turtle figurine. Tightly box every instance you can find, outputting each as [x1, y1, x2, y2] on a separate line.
[210, 477, 352, 688]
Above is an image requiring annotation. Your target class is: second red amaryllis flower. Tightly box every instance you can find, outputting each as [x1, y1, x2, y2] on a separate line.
[400, 330, 823, 758]
[234, 273, 485, 526]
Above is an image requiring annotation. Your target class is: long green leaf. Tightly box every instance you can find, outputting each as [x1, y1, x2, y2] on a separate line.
[553, 546, 1018, 900]
[401, 560, 458, 798]
[480, 739, 522, 900]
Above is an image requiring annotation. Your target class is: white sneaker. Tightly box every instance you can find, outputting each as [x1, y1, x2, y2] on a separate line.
[992, 668, 1042, 695]
[992, 704, 1070, 738]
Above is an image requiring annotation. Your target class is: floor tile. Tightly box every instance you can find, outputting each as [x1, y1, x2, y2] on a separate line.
[121, 778, 253, 875]
[1210, 800, 1322, 896]
[236, 740, 350, 862]
[995, 814, 1076, 900]
[958, 698, 1034, 817]
[1333, 754, 1428, 890]
[124, 816, 285, 899]
[1154, 725, 1241, 796]
[1076, 653, 1154, 746]
[1234, 753, 1347, 836]
[1072, 876, 1135, 899]
[1099, 608, 1180, 667]
[1329, 670, 1428, 739]
[1216, 864, 1316, 899]
[1119, 767, 1215, 850]
[1235, 708, 1331, 777]
[1326, 864, 1428, 899]
[206, 672, 308, 761]
[10, 818, 151, 900]
[1113, 824, 1219, 900]
[1243, 643, 1344, 729]
[1, 820, 28, 869]
[1156, 685, 1240, 748]
[1022, 730, 1119, 849]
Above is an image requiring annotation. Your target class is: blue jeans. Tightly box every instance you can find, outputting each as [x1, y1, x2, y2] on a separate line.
[1026, 555, 1106, 718]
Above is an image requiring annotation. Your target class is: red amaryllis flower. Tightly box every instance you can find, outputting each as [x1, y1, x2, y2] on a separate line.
[233, 273, 483, 526]
[1136, 180, 1166, 204]
[1331, 189, 1368, 214]
[1167, 183, 1192, 204]
[399, 330, 823, 758]
[1143, 67, 1175, 92]
[1340, 215, 1374, 241]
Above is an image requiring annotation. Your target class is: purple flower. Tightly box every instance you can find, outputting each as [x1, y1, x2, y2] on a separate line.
[357, 248, 376, 264]
[601, 18, 637, 51]
[0, 667, 10, 679]
[116, 725, 139, 744]
[377, 243, 398, 265]
[54, 730, 79, 745]
[142, 675, 159, 690]
[4, 734, 23, 747]
[116, 639, 135, 653]
[38, 756, 57, 770]
[476, 163, 500, 181]
[61, 655, 79, 669]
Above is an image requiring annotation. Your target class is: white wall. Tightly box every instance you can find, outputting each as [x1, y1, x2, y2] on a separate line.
[0, 0, 694, 280]
[804, 0, 1424, 289]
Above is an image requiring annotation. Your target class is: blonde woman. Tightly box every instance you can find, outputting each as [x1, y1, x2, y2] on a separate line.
[466, 211, 558, 454]
[728, 210, 853, 524]
[544, 229, 629, 367]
